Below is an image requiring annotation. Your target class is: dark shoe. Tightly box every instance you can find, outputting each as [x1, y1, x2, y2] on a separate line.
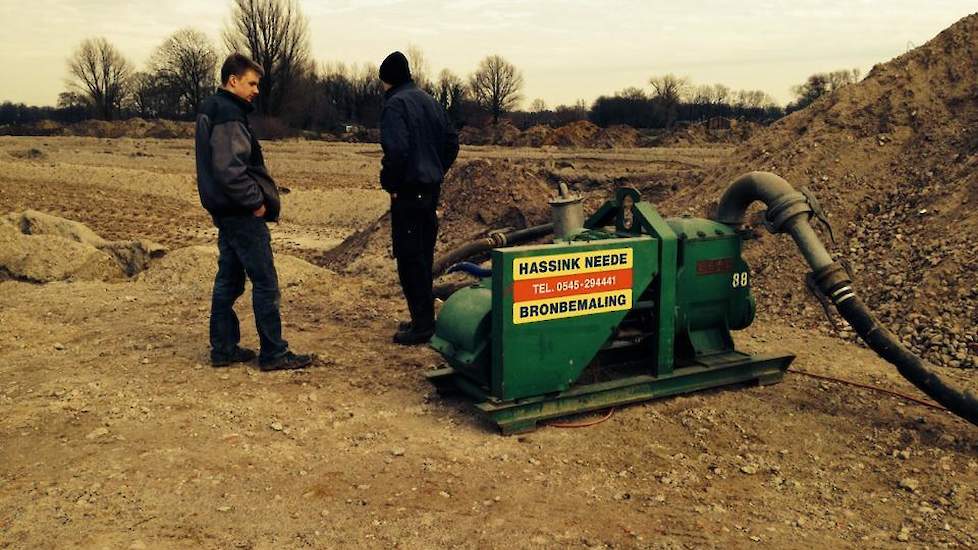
[393, 325, 435, 346]
[211, 346, 257, 367]
[259, 351, 314, 372]
[398, 320, 412, 331]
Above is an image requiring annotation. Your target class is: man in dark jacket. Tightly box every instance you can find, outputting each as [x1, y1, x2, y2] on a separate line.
[379, 51, 460, 345]
[195, 53, 312, 371]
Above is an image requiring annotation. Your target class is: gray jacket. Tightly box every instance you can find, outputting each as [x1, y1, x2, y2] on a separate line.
[195, 90, 280, 221]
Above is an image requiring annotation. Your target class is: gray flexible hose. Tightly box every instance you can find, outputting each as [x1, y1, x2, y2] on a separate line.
[717, 171, 977, 427]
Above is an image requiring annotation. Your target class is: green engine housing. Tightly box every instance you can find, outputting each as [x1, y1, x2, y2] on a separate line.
[428, 188, 792, 433]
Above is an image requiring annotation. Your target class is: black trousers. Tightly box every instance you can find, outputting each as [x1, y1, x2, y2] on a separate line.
[391, 190, 439, 330]
[210, 215, 288, 362]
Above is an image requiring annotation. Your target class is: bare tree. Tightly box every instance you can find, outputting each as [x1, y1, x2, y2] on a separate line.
[469, 54, 523, 123]
[529, 98, 547, 112]
[150, 28, 218, 117]
[648, 74, 690, 126]
[224, 0, 311, 116]
[733, 89, 775, 109]
[349, 63, 385, 127]
[711, 83, 731, 106]
[788, 68, 860, 112]
[616, 87, 646, 100]
[648, 74, 691, 104]
[66, 37, 132, 120]
[435, 69, 467, 119]
[825, 68, 861, 91]
[57, 91, 88, 110]
[128, 71, 180, 118]
[405, 44, 432, 92]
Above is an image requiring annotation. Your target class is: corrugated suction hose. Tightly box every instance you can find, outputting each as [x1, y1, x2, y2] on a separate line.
[432, 223, 554, 278]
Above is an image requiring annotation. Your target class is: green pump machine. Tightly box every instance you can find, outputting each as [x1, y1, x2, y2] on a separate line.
[428, 181, 794, 434]
[428, 172, 978, 433]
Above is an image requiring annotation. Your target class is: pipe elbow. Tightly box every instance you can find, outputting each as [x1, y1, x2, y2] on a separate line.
[716, 172, 808, 232]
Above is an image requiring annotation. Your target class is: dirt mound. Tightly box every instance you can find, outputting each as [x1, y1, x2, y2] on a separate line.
[542, 120, 600, 147]
[320, 159, 554, 276]
[0, 119, 66, 137]
[459, 121, 522, 146]
[653, 119, 758, 147]
[0, 118, 195, 139]
[7, 147, 47, 161]
[591, 124, 641, 148]
[664, 13, 978, 369]
[0, 211, 166, 282]
[484, 120, 522, 146]
[0, 220, 123, 282]
[512, 124, 551, 147]
[68, 119, 127, 138]
[460, 121, 642, 149]
[139, 245, 332, 289]
[65, 118, 195, 139]
[457, 125, 486, 146]
[438, 158, 554, 234]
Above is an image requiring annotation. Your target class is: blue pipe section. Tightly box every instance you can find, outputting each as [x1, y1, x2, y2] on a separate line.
[447, 261, 492, 278]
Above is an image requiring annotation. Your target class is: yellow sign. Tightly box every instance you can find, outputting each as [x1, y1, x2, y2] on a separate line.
[512, 289, 633, 324]
[513, 248, 633, 281]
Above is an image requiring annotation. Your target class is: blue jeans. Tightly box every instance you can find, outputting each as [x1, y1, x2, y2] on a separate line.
[209, 215, 288, 363]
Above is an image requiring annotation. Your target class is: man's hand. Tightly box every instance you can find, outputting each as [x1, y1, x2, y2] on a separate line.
[253, 204, 266, 218]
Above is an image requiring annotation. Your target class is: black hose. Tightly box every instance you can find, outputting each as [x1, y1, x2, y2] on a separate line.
[503, 223, 555, 245]
[432, 223, 553, 278]
[433, 239, 493, 278]
[717, 171, 977, 427]
[835, 296, 978, 426]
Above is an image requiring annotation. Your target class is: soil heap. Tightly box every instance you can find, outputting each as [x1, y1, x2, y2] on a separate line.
[0, 118, 195, 139]
[541, 120, 601, 147]
[459, 120, 644, 149]
[0, 210, 166, 282]
[663, 14, 978, 369]
[320, 159, 554, 278]
[652, 118, 758, 147]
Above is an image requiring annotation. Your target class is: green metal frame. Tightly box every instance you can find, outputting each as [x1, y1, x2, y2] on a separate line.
[427, 352, 794, 434]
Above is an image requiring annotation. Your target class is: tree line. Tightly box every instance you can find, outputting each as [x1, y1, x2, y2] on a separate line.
[0, 0, 862, 132]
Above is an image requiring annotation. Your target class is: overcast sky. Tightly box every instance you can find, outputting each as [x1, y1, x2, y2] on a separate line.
[0, 1, 974, 108]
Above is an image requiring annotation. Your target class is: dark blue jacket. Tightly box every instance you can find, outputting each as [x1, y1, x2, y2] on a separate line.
[380, 82, 460, 194]
[195, 89, 280, 221]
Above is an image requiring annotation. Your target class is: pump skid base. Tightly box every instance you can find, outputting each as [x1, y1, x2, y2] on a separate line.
[426, 352, 795, 434]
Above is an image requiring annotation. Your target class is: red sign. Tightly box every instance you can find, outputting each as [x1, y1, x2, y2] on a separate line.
[513, 268, 633, 302]
[696, 258, 734, 275]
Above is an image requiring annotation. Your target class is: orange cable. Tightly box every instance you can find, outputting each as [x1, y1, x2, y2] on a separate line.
[787, 368, 949, 412]
[546, 369, 950, 429]
[548, 407, 616, 428]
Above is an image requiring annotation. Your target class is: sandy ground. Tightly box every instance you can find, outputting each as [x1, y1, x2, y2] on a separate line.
[1, 136, 976, 549]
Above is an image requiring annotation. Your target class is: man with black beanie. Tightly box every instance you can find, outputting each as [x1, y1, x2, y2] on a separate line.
[378, 51, 460, 345]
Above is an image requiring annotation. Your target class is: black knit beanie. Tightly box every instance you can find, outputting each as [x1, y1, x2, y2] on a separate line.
[379, 51, 411, 87]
